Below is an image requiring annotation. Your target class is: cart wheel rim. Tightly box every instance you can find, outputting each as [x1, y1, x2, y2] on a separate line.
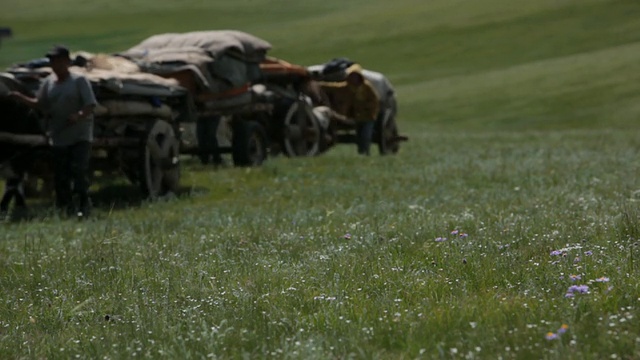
[283, 99, 320, 157]
[143, 120, 180, 198]
[379, 110, 399, 154]
[247, 131, 266, 165]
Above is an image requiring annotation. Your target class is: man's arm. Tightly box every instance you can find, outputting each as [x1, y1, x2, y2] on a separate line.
[69, 75, 97, 123]
[329, 109, 355, 126]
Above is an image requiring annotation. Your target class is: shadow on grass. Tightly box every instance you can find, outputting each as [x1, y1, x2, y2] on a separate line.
[2, 183, 210, 224]
[90, 184, 205, 210]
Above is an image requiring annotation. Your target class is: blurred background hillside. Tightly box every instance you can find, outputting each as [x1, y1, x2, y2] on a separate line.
[2, 0, 639, 131]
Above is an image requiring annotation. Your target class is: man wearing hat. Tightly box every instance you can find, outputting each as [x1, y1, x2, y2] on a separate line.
[319, 64, 380, 155]
[9, 45, 98, 217]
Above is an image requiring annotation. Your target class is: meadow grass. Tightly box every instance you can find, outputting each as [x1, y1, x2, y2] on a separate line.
[3, 129, 640, 359]
[2, 0, 640, 358]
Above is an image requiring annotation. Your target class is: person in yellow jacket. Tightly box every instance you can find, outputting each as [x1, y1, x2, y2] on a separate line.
[320, 64, 380, 155]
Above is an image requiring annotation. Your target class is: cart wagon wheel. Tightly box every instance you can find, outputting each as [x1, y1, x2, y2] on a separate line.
[140, 119, 180, 198]
[231, 120, 268, 167]
[377, 107, 400, 155]
[282, 98, 321, 157]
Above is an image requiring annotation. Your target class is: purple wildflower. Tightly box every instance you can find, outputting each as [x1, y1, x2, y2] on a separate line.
[343, 233, 352, 240]
[567, 285, 589, 294]
[595, 277, 610, 283]
[569, 274, 581, 281]
[565, 292, 574, 298]
[584, 250, 593, 256]
[459, 233, 468, 238]
[550, 250, 562, 256]
[435, 237, 447, 242]
[545, 332, 558, 340]
[557, 324, 569, 334]
[450, 230, 459, 235]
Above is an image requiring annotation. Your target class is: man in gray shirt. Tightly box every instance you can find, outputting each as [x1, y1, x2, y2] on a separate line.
[10, 45, 97, 217]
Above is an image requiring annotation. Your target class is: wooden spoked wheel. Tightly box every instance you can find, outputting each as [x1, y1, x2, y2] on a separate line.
[283, 98, 321, 157]
[140, 119, 180, 198]
[377, 109, 400, 155]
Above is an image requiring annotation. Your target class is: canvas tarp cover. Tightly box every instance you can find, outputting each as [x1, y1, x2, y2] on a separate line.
[6, 53, 187, 118]
[121, 31, 271, 98]
[123, 30, 272, 62]
[8, 64, 184, 98]
[0, 72, 29, 95]
[308, 63, 395, 104]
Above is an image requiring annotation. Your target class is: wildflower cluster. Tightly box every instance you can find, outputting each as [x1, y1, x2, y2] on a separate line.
[565, 285, 589, 298]
[545, 324, 569, 340]
[434, 229, 469, 242]
[550, 246, 611, 298]
[549, 247, 593, 264]
[545, 245, 615, 341]
[450, 229, 469, 238]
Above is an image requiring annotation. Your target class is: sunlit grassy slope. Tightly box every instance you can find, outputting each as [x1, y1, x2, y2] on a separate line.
[2, 0, 640, 130]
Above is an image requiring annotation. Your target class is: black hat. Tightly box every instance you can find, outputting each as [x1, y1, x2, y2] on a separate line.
[45, 45, 71, 59]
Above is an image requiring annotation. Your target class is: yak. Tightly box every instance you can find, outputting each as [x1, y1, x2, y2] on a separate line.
[0, 79, 48, 213]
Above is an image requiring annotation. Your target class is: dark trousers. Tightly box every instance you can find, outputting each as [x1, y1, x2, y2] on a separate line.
[196, 115, 222, 165]
[355, 121, 375, 156]
[52, 141, 91, 212]
[0, 176, 26, 212]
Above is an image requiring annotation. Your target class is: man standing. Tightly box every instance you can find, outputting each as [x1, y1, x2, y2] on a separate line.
[320, 64, 380, 155]
[10, 45, 97, 217]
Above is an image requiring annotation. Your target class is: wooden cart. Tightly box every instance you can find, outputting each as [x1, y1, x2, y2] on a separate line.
[307, 62, 408, 155]
[1, 56, 192, 199]
[121, 31, 325, 166]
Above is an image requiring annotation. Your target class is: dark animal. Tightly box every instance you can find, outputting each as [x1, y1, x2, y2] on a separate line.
[0, 96, 47, 211]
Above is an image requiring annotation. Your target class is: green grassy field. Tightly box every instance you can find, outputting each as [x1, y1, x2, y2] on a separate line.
[2, 0, 640, 358]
